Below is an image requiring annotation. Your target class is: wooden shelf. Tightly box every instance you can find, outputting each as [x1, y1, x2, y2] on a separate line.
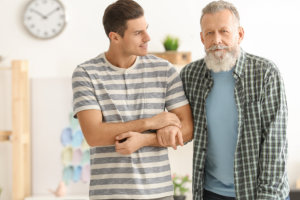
[0, 130, 12, 141]
[150, 51, 191, 65]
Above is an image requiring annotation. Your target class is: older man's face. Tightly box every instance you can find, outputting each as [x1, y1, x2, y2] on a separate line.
[200, 9, 244, 65]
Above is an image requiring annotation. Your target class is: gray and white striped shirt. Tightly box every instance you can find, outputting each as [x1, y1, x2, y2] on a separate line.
[72, 53, 188, 199]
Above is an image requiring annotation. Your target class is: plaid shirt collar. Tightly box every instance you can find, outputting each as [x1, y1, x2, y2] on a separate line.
[233, 48, 246, 78]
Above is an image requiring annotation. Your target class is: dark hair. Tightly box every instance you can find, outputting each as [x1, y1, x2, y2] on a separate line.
[102, 0, 144, 38]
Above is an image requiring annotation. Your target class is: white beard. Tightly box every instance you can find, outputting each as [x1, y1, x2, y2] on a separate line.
[204, 44, 240, 73]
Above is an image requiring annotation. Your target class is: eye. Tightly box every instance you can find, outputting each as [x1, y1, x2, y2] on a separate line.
[221, 29, 229, 33]
[206, 31, 213, 36]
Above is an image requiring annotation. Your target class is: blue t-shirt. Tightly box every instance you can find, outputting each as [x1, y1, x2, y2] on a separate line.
[204, 68, 238, 197]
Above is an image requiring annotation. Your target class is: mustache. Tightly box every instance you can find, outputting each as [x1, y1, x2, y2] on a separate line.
[206, 45, 229, 51]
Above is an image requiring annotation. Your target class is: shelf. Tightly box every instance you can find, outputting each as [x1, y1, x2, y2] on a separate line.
[150, 51, 191, 65]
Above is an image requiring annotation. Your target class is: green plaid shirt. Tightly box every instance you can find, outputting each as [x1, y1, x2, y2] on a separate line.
[180, 49, 289, 200]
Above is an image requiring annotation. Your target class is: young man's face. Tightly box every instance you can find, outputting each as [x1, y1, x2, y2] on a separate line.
[119, 16, 150, 56]
[200, 9, 244, 59]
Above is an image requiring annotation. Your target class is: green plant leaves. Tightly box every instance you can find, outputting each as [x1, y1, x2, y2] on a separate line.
[163, 35, 179, 51]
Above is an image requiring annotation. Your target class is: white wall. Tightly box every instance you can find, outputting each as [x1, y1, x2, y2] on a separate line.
[1, 0, 300, 198]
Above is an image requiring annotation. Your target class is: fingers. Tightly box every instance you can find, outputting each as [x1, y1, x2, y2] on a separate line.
[157, 127, 180, 149]
[169, 132, 177, 150]
[115, 132, 130, 141]
[115, 132, 142, 155]
[115, 140, 130, 155]
[176, 130, 184, 147]
[157, 134, 164, 147]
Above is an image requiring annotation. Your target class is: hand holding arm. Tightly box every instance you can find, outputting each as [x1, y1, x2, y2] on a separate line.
[77, 110, 181, 147]
[157, 126, 183, 150]
[115, 132, 158, 155]
[156, 104, 193, 149]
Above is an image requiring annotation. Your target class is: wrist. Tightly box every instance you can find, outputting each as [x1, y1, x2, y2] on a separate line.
[142, 117, 152, 130]
[143, 133, 159, 147]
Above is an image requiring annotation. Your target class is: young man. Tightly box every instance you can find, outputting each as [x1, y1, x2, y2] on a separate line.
[180, 1, 289, 199]
[72, 0, 193, 199]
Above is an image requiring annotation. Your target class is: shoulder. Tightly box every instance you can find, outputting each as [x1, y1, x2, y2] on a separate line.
[242, 52, 284, 86]
[180, 59, 206, 77]
[244, 52, 280, 76]
[138, 54, 178, 75]
[139, 54, 171, 67]
[72, 53, 108, 78]
[77, 53, 107, 71]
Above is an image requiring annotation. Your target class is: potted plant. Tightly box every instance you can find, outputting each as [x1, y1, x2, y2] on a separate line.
[163, 35, 179, 51]
[172, 174, 191, 200]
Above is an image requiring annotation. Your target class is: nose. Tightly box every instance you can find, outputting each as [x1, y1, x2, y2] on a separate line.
[143, 31, 151, 42]
[212, 32, 222, 45]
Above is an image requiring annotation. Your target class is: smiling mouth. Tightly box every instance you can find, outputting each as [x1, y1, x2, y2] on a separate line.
[140, 44, 148, 49]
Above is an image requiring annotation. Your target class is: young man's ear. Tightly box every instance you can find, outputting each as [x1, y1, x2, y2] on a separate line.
[109, 32, 121, 43]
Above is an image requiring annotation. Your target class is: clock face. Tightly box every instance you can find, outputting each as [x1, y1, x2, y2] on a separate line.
[23, 0, 66, 39]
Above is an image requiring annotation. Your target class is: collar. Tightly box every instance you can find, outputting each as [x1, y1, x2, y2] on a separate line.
[233, 48, 246, 79]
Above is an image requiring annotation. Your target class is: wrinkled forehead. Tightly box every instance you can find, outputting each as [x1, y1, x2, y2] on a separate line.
[201, 9, 239, 30]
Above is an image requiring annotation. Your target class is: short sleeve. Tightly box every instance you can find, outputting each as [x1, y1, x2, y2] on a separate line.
[72, 66, 100, 118]
[165, 64, 189, 111]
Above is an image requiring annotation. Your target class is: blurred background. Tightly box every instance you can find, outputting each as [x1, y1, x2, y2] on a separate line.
[1, 0, 300, 199]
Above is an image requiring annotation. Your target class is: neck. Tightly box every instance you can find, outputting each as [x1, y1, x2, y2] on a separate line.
[105, 47, 137, 69]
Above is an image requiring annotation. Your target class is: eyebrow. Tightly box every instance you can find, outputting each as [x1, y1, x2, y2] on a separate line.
[133, 24, 149, 33]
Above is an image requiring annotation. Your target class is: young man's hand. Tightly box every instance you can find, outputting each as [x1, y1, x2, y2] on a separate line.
[115, 132, 146, 155]
[157, 125, 184, 150]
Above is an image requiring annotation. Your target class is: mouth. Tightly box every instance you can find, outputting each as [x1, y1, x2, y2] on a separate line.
[140, 43, 148, 49]
[207, 45, 229, 52]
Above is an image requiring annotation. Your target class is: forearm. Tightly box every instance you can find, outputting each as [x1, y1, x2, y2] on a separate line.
[156, 104, 194, 148]
[174, 104, 193, 144]
[81, 118, 151, 146]
[180, 117, 194, 144]
[78, 110, 181, 147]
[257, 128, 288, 199]
[115, 132, 164, 155]
[78, 110, 151, 146]
[140, 133, 161, 147]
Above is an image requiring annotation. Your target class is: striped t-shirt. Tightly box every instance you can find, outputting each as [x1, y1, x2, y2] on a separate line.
[72, 53, 188, 199]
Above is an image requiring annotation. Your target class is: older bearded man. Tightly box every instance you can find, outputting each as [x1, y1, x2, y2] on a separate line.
[180, 1, 289, 200]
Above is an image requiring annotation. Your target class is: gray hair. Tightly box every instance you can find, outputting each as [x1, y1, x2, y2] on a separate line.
[200, 0, 240, 26]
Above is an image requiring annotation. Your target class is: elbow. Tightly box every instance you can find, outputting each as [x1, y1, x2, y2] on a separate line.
[84, 136, 96, 147]
[82, 131, 98, 147]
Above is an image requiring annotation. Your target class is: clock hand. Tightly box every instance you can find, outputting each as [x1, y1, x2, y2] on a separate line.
[29, 8, 47, 19]
[46, 7, 60, 17]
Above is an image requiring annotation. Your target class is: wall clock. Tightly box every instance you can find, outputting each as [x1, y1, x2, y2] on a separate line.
[23, 0, 67, 39]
